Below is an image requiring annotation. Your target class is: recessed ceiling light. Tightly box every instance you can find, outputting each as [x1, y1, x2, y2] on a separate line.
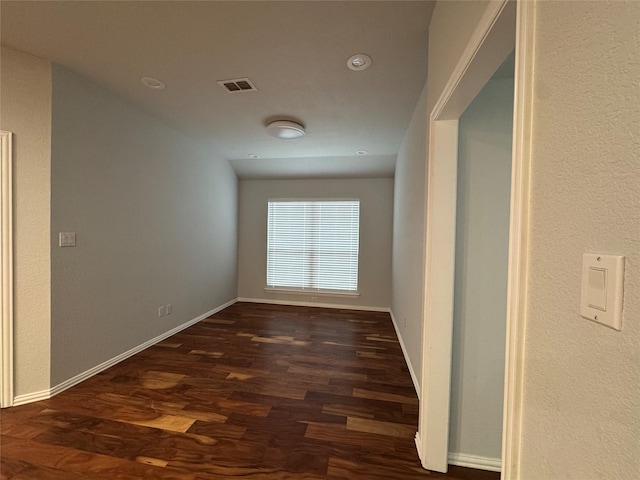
[140, 76, 165, 89]
[249, 154, 260, 159]
[347, 54, 372, 71]
[266, 120, 306, 140]
[356, 150, 369, 155]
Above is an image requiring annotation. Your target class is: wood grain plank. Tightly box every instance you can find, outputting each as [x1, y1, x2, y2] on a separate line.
[346, 416, 416, 438]
[353, 388, 420, 405]
[124, 414, 196, 433]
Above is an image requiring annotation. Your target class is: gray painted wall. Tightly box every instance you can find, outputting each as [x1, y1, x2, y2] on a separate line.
[50, 65, 238, 386]
[237, 178, 393, 309]
[391, 0, 491, 394]
[449, 74, 513, 460]
[392, 84, 427, 385]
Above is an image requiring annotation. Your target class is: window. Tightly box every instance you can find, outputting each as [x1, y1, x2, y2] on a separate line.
[267, 200, 360, 294]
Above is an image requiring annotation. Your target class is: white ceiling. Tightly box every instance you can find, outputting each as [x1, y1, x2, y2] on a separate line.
[1, 1, 435, 179]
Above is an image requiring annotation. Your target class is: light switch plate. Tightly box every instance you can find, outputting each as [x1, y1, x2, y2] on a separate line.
[580, 253, 624, 330]
[59, 232, 76, 247]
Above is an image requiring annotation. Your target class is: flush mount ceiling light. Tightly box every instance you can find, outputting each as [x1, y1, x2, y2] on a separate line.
[347, 53, 372, 71]
[356, 150, 369, 155]
[266, 120, 306, 140]
[249, 154, 260, 159]
[140, 76, 165, 89]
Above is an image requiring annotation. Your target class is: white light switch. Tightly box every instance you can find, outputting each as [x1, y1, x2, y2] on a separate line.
[580, 253, 624, 331]
[587, 268, 607, 310]
[59, 232, 76, 247]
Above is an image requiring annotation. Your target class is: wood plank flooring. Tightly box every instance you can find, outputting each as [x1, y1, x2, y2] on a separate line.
[1, 302, 500, 479]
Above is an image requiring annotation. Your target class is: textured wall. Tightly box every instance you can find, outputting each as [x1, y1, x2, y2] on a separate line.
[450, 75, 513, 461]
[50, 65, 238, 386]
[392, 83, 427, 385]
[238, 178, 393, 309]
[520, 1, 640, 478]
[0, 47, 52, 396]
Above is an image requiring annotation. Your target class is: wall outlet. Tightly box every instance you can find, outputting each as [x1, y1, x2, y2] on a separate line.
[158, 306, 166, 317]
[59, 232, 76, 247]
[404, 317, 407, 328]
[166, 304, 173, 315]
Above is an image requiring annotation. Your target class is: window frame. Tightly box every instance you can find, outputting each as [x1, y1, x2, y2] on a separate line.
[265, 198, 361, 297]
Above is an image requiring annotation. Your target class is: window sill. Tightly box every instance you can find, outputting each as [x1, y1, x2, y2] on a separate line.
[264, 287, 360, 298]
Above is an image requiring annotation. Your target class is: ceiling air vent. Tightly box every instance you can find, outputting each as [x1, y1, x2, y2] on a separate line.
[217, 78, 257, 93]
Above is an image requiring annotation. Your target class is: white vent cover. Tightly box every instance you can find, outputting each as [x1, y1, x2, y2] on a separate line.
[217, 78, 257, 93]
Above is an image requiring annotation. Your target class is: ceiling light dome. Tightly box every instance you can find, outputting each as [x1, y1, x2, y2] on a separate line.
[266, 120, 306, 139]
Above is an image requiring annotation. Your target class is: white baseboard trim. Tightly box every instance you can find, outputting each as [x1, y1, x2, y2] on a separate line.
[448, 452, 502, 472]
[237, 297, 389, 313]
[415, 433, 427, 469]
[12, 298, 237, 407]
[12, 389, 50, 406]
[389, 309, 420, 398]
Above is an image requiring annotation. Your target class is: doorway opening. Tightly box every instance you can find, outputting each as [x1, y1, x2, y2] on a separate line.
[416, 1, 535, 478]
[449, 52, 515, 471]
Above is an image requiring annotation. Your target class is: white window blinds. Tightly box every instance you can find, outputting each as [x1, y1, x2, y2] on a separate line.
[267, 200, 360, 293]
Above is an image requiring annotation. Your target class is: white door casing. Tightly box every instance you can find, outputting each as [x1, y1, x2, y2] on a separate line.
[1, 130, 14, 408]
[501, 2, 536, 478]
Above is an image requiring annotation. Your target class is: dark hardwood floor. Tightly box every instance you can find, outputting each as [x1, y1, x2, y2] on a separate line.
[1, 302, 500, 479]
